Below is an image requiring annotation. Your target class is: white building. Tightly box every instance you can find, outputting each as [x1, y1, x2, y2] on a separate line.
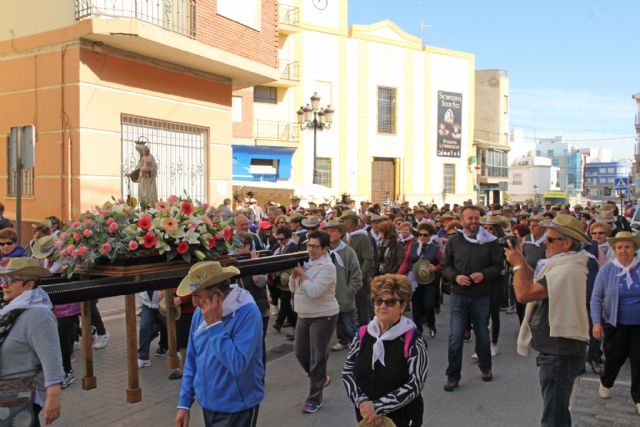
[508, 128, 536, 166]
[508, 155, 560, 202]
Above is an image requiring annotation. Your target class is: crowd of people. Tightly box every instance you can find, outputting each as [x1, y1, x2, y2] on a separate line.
[0, 195, 639, 426]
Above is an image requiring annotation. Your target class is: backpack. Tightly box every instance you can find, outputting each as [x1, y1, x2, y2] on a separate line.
[357, 325, 415, 359]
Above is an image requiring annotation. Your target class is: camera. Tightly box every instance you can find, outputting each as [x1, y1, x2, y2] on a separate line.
[498, 235, 518, 248]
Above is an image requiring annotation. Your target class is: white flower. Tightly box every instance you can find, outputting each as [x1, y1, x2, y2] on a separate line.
[157, 240, 171, 254]
[184, 229, 201, 245]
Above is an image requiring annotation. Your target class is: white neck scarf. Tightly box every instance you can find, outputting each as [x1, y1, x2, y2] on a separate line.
[366, 316, 415, 369]
[462, 226, 497, 245]
[612, 257, 640, 290]
[0, 288, 52, 316]
[329, 240, 346, 267]
[523, 232, 547, 247]
[598, 242, 610, 252]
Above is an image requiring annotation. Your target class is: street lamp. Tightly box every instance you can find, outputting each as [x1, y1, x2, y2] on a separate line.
[297, 93, 334, 184]
[533, 184, 539, 206]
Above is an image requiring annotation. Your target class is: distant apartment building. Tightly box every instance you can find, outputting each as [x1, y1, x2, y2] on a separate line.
[584, 161, 632, 200]
[0, 0, 279, 225]
[232, 0, 477, 205]
[536, 137, 584, 197]
[473, 70, 509, 205]
[508, 155, 560, 202]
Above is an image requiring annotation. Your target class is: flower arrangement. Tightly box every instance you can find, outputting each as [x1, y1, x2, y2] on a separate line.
[57, 196, 234, 277]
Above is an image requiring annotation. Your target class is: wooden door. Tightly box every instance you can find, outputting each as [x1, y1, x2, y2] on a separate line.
[371, 158, 396, 205]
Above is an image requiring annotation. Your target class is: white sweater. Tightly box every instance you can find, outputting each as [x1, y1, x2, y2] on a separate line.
[289, 253, 339, 318]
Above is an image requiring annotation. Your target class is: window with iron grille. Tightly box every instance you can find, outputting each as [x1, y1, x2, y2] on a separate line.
[5, 138, 34, 197]
[377, 86, 397, 134]
[443, 164, 455, 194]
[121, 115, 208, 203]
[254, 86, 277, 104]
[314, 158, 331, 187]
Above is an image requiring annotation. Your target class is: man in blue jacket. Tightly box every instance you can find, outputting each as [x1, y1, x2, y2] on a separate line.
[175, 261, 264, 427]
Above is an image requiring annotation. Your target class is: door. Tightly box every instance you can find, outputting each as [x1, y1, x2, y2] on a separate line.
[371, 158, 396, 205]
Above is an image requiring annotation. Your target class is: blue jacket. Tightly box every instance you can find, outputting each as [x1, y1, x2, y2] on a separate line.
[590, 260, 640, 327]
[178, 286, 264, 413]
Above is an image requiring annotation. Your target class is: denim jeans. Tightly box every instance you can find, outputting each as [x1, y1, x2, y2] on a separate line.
[137, 305, 166, 360]
[336, 310, 357, 346]
[446, 294, 491, 381]
[537, 352, 585, 427]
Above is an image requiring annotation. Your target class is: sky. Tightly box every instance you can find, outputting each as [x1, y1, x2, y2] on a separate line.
[348, 0, 639, 160]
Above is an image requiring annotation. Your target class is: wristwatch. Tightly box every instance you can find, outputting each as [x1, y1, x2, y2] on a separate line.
[512, 264, 524, 272]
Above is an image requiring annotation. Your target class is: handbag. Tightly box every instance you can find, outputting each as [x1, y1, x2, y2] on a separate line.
[0, 371, 39, 427]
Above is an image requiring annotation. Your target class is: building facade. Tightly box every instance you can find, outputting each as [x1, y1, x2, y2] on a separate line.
[1, 0, 279, 229]
[508, 156, 560, 202]
[231, 1, 476, 205]
[473, 69, 509, 206]
[536, 137, 584, 197]
[584, 161, 632, 200]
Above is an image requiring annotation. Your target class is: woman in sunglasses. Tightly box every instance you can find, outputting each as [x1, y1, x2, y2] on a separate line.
[343, 274, 428, 427]
[0, 228, 26, 267]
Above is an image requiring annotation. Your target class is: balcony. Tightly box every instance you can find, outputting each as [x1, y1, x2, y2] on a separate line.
[254, 120, 299, 148]
[473, 129, 509, 148]
[278, 4, 300, 34]
[75, 0, 196, 38]
[264, 60, 299, 87]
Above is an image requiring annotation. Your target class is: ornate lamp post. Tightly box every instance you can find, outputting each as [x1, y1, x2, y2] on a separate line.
[533, 184, 539, 206]
[297, 93, 334, 184]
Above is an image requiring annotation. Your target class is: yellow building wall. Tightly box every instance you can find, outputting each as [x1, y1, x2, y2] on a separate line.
[0, 0, 75, 40]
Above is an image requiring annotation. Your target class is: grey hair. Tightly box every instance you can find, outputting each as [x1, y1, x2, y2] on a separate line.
[570, 240, 583, 252]
[204, 279, 231, 296]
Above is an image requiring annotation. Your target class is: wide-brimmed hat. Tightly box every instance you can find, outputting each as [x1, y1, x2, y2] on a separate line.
[302, 216, 322, 228]
[290, 195, 301, 201]
[176, 261, 240, 297]
[607, 231, 640, 249]
[159, 296, 181, 320]
[285, 211, 304, 223]
[357, 416, 396, 427]
[479, 216, 499, 225]
[339, 210, 359, 221]
[441, 213, 456, 221]
[540, 214, 589, 244]
[595, 210, 616, 223]
[32, 235, 57, 259]
[370, 214, 387, 222]
[528, 214, 545, 223]
[322, 219, 346, 235]
[0, 257, 53, 279]
[413, 259, 436, 285]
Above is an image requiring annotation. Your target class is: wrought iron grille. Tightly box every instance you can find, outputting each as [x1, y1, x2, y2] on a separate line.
[279, 60, 299, 81]
[254, 120, 299, 142]
[121, 115, 208, 204]
[278, 3, 299, 27]
[74, 0, 197, 38]
[7, 168, 34, 197]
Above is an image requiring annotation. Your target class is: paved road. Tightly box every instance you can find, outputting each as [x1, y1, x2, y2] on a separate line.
[52, 296, 635, 426]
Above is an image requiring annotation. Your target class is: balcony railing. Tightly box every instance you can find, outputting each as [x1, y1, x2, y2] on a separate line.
[480, 165, 508, 178]
[279, 60, 299, 81]
[278, 4, 299, 27]
[74, 0, 196, 38]
[474, 129, 509, 146]
[254, 120, 299, 143]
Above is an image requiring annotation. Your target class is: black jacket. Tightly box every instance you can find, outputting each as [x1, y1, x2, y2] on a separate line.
[442, 232, 503, 297]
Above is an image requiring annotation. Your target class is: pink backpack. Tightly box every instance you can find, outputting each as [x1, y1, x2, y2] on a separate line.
[357, 325, 415, 359]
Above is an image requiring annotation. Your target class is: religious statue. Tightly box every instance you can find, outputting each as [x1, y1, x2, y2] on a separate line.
[128, 139, 158, 209]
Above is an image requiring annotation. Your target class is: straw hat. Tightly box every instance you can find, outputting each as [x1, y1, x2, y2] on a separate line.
[357, 416, 396, 427]
[339, 210, 359, 221]
[302, 216, 322, 228]
[0, 257, 53, 279]
[32, 235, 57, 259]
[159, 296, 181, 320]
[479, 216, 499, 225]
[413, 259, 436, 285]
[528, 214, 545, 223]
[176, 261, 240, 297]
[370, 214, 387, 222]
[322, 219, 346, 235]
[607, 231, 640, 249]
[285, 211, 304, 223]
[595, 210, 616, 223]
[540, 214, 589, 244]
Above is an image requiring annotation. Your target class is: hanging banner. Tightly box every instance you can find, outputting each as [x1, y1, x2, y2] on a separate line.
[436, 91, 462, 158]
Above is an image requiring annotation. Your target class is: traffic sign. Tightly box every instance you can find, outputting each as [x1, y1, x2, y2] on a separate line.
[614, 177, 629, 192]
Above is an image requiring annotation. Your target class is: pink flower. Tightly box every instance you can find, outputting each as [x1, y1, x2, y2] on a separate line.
[188, 222, 197, 230]
[83, 229, 92, 238]
[168, 195, 179, 205]
[106, 217, 115, 225]
[176, 241, 189, 254]
[84, 218, 94, 226]
[59, 232, 68, 241]
[137, 214, 152, 230]
[142, 232, 157, 249]
[55, 239, 64, 250]
[65, 245, 75, 255]
[128, 240, 139, 251]
[108, 222, 119, 233]
[71, 221, 81, 229]
[71, 249, 79, 258]
[181, 202, 194, 216]
[100, 243, 112, 254]
[160, 217, 178, 233]
[72, 232, 81, 241]
[99, 209, 108, 215]
[77, 246, 89, 257]
[215, 232, 223, 240]
[117, 198, 125, 204]
[155, 200, 170, 213]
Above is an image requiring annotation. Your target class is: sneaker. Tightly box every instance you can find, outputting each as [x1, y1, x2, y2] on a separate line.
[428, 328, 436, 338]
[302, 402, 322, 413]
[61, 371, 75, 389]
[94, 332, 110, 350]
[491, 344, 499, 357]
[598, 383, 612, 399]
[168, 370, 183, 380]
[137, 359, 151, 368]
[635, 403, 640, 415]
[505, 306, 516, 314]
[324, 375, 331, 387]
[155, 347, 168, 357]
[470, 353, 479, 362]
[331, 343, 345, 352]
[443, 379, 459, 392]
[481, 370, 493, 382]
[272, 323, 282, 333]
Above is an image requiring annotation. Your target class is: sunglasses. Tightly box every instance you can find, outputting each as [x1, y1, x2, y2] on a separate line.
[307, 244, 321, 249]
[419, 233, 430, 238]
[546, 236, 566, 243]
[0, 241, 15, 247]
[373, 297, 399, 307]
[0, 277, 19, 286]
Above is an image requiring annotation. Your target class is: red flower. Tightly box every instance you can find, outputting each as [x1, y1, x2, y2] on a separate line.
[77, 246, 89, 257]
[223, 227, 234, 242]
[137, 214, 152, 230]
[72, 232, 81, 241]
[208, 236, 216, 249]
[108, 222, 119, 233]
[128, 240, 139, 251]
[100, 243, 112, 254]
[176, 241, 189, 254]
[181, 201, 194, 216]
[142, 232, 157, 249]
[83, 229, 92, 238]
